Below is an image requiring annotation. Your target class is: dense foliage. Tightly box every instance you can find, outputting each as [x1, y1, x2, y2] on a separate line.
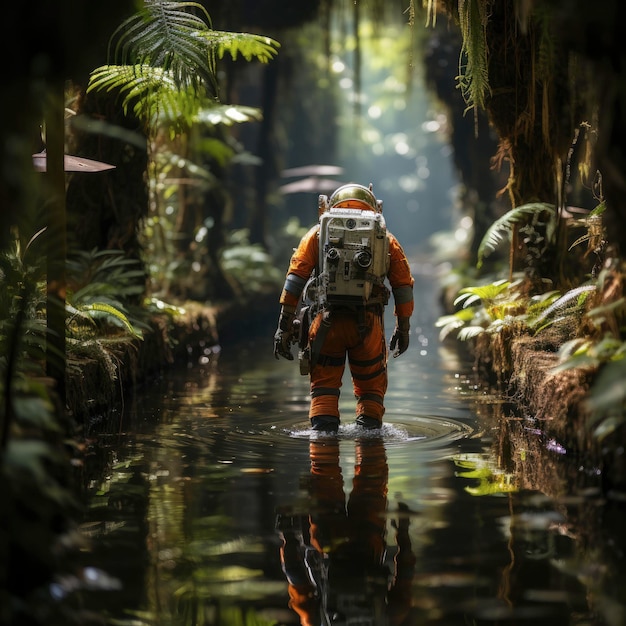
[2, 0, 626, 623]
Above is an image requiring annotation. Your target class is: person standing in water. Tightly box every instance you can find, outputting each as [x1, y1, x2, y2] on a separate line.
[273, 183, 414, 432]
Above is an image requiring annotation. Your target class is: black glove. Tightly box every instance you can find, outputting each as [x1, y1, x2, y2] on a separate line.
[273, 308, 296, 360]
[390, 317, 410, 358]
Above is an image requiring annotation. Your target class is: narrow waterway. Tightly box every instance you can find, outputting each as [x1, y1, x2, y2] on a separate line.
[73, 265, 624, 626]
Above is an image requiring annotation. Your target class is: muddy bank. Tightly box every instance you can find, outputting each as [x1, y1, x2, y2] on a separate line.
[66, 290, 278, 421]
[469, 328, 626, 493]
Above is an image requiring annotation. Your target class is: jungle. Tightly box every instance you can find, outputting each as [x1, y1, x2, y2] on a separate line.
[1, 1, 626, 625]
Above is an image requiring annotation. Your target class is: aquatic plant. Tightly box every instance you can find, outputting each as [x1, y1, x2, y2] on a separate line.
[454, 455, 517, 496]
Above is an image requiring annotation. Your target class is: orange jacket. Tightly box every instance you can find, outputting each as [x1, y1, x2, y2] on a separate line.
[280, 224, 414, 318]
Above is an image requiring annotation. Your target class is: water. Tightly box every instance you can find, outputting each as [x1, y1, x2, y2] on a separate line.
[70, 267, 625, 626]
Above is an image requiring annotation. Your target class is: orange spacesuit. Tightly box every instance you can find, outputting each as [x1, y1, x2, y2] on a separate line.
[273, 183, 414, 432]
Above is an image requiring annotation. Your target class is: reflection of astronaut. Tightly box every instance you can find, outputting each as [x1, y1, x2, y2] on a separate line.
[276, 438, 415, 625]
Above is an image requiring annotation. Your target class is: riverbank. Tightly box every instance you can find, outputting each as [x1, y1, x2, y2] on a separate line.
[466, 307, 626, 495]
[66, 290, 278, 421]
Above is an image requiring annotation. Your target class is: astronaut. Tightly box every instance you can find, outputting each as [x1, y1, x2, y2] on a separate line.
[273, 183, 414, 432]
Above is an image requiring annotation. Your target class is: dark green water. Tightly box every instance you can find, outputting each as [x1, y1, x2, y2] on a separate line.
[67, 268, 625, 626]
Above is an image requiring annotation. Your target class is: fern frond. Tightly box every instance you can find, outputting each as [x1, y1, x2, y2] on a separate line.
[88, 65, 179, 114]
[457, 0, 490, 112]
[454, 280, 511, 307]
[79, 303, 143, 340]
[199, 31, 280, 64]
[529, 284, 595, 331]
[435, 309, 475, 341]
[90, 1, 279, 134]
[477, 202, 556, 268]
[110, 1, 217, 91]
[458, 326, 486, 341]
[89, 66, 263, 131]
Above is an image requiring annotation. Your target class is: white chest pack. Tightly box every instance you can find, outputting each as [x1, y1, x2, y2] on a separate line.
[317, 207, 389, 308]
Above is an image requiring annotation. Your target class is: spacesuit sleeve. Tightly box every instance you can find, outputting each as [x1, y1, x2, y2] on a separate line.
[279, 225, 319, 308]
[387, 232, 414, 318]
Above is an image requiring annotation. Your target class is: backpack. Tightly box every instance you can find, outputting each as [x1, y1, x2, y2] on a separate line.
[316, 206, 390, 309]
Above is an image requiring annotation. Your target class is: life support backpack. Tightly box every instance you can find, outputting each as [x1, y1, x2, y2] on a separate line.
[316, 206, 390, 308]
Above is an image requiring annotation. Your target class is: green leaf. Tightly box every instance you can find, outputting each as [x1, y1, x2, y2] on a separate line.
[109, 1, 218, 90]
[80, 303, 143, 339]
[455, 280, 510, 307]
[529, 284, 596, 331]
[457, 326, 486, 341]
[477, 202, 555, 269]
[13, 395, 60, 432]
[587, 359, 626, 412]
[592, 415, 623, 441]
[199, 31, 280, 63]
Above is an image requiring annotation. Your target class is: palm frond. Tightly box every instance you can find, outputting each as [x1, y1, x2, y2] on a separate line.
[477, 202, 556, 268]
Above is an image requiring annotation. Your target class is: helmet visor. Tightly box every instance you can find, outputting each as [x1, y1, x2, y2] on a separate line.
[329, 184, 377, 211]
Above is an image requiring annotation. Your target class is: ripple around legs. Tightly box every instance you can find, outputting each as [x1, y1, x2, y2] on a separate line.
[286, 413, 474, 445]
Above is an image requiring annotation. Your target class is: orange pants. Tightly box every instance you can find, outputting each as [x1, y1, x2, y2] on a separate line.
[308, 309, 388, 422]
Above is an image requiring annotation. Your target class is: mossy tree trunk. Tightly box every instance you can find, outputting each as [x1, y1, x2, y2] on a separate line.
[483, 1, 574, 281]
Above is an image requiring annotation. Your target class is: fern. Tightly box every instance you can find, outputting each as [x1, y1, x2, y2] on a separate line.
[435, 308, 475, 341]
[109, 1, 219, 91]
[477, 202, 556, 269]
[457, 0, 491, 114]
[89, 1, 279, 129]
[89, 67, 264, 129]
[454, 279, 511, 308]
[67, 302, 143, 340]
[436, 280, 517, 341]
[88, 65, 204, 126]
[109, 2, 279, 80]
[458, 325, 487, 341]
[529, 284, 596, 332]
[199, 31, 280, 64]
[67, 248, 146, 305]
